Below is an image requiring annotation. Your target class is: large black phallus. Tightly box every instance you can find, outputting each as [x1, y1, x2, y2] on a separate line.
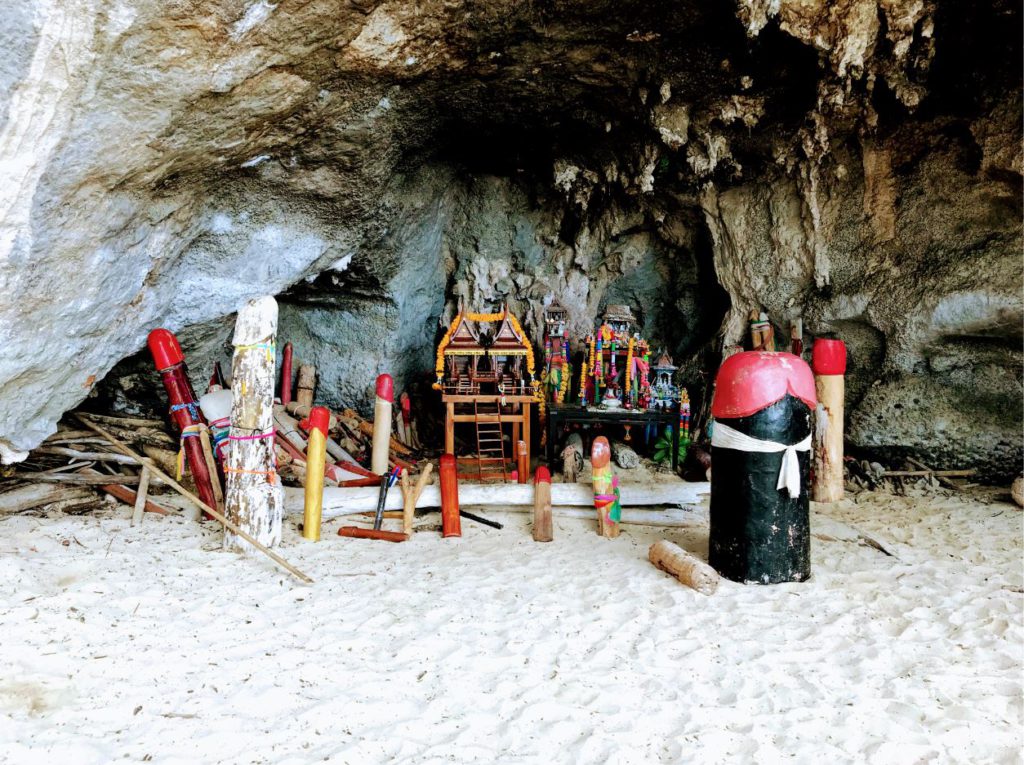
[708, 352, 817, 584]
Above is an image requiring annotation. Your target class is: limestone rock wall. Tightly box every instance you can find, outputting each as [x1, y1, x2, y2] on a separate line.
[0, 0, 1020, 478]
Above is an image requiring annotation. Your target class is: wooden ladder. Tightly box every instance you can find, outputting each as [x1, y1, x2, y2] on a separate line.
[473, 398, 508, 482]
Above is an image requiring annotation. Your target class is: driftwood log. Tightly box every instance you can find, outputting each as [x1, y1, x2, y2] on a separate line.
[0, 484, 98, 514]
[285, 480, 708, 517]
[648, 540, 719, 595]
[224, 296, 283, 553]
[611, 440, 640, 470]
[560, 432, 584, 482]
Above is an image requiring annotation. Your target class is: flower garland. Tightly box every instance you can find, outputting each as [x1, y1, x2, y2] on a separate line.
[433, 311, 540, 402]
[433, 314, 462, 389]
[579, 339, 590, 406]
[624, 337, 636, 403]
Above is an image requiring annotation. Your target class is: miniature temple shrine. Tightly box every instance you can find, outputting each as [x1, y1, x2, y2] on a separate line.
[434, 305, 541, 481]
[541, 300, 571, 405]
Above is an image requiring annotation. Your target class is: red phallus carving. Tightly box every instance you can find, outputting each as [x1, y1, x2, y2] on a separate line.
[711, 351, 817, 419]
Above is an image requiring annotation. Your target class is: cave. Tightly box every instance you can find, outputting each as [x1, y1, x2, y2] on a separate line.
[0, 0, 1019, 479]
[0, 0, 1022, 759]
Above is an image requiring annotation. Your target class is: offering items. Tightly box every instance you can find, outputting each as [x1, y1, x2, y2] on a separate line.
[579, 305, 654, 410]
[147, 329, 219, 514]
[541, 300, 571, 405]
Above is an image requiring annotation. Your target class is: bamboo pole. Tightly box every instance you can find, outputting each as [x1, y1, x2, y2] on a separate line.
[74, 414, 312, 584]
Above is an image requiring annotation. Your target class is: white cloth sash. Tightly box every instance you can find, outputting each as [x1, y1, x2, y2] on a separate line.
[712, 422, 811, 498]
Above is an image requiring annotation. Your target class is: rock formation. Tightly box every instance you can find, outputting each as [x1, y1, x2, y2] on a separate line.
[0, 0, 1020, 478]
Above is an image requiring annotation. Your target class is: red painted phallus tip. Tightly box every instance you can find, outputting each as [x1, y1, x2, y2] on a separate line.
[812, 338, 847, 375]
[535, 466, 551, 484]
[440, 453, 456, 468]
[711, 351, 817, 418]
[147, 328, 183, 370]
[309, 406, 331, 434]
[375, 374, 394, 402]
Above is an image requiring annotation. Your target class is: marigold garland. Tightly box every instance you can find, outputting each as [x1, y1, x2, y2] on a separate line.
[624, 337, 636, 403]
[434, 310, 542, 412]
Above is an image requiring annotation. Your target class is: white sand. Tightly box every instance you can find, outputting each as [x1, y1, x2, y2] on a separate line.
[0, 488, 1020, 764]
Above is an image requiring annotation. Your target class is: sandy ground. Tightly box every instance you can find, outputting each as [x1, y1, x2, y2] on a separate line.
[0, 487, 1020, 764]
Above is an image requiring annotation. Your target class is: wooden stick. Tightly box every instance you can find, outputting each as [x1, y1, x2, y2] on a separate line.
[533, 467, 553, 542]
[813, 375, 844, 502]
[74, 414, 313, 584]
[337, 527, 407, 542]
[904, 457, 965, 490]
[33, 447, 140, 464]
[44, 430, 101, 442]
[97, 482, 170, 516]
[132, 467, 151, 526]
[77, 414, 168, 428]
[12, 472, 142, 485]
[198, 428, 224, 515]
[296, 364, 316, 408]
[648, 540, 719, 595]
[883, 469, 975, 478]
[399, 468, 410, 531]
[516, 440, 528, 484]
[402, 462, 433, 536]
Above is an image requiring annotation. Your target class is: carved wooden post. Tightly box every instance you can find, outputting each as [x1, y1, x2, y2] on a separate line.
[224, 296, 282, 553]
[812, 339, 846, 503]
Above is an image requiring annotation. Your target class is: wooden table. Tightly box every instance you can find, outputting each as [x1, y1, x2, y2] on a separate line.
[546, 404, 681, 471]
[442, 393, 534, 467]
